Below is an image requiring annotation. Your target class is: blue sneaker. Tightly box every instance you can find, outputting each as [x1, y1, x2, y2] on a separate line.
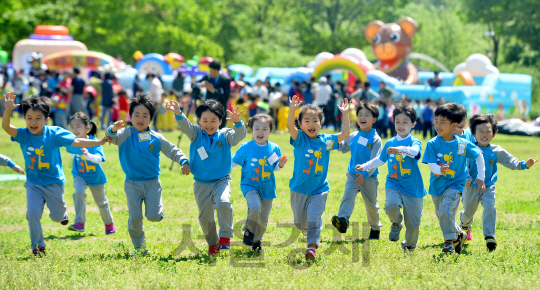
[105, 222, 116, 235]
[68, 222, 85, 232]
[217, 237, 230, 250]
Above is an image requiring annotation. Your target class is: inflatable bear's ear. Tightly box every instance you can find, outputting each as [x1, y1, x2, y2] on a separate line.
[365, 20, 384, 42]
[397, 17, 418, 38]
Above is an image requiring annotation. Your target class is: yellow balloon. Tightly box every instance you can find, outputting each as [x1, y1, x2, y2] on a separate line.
[133, 51, 143, 61]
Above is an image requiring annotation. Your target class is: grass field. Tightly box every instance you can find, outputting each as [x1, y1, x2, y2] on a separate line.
[1, 117, 539, 289]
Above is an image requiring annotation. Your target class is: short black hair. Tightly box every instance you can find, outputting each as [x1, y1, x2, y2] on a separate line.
[209, 60, 221, 70]
[129, 93, 157, 119]
[21, 95, 51, 118]
[145, 74, 154, 80]
[364, 81, 371, 88]
[455, 104, 468, 123]
[73, 67, 80, 75]
[434, 103, 463, 124]
[469, 113, 498, 136]
[295, 104, 324, 130]
[70, 112, 98, 136]
[196, 99, 226, 121]
[356, 101, 379, 119]
[248, 113, 274, 132]
[434, 70, 440, 75]
[393, 102, 417, 123]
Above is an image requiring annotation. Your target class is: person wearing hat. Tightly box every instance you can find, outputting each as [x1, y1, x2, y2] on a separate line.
[200, 60, 231, 128]
[316, 76, 332, 127]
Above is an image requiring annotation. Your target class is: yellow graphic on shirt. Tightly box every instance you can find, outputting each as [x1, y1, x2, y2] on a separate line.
[314, 148, 324, 174]
[259, 157, 271, 180]
[35, 146, 50, 170]
[443, 152, 455, 178]
[81, 155, 96, 172]
[395, 155, 411, 176]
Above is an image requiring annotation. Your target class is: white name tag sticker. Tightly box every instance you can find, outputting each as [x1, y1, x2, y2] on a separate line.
[357, 136, 368, 146]
[138, 132, 151, 142]
[197, 146, 208, 160]
[267, 153, 279, 165]
[458, 143, 466, 156]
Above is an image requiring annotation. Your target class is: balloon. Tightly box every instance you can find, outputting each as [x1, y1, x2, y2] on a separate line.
[133, 51, 144, 61]
[164, 53, 185, 69]
[0, 47, 8, 66]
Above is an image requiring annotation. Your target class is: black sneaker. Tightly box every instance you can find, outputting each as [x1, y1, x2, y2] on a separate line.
[252, 241, 263, 253]
[485, 236, 497, 252]
[454, 231, 466, 254]
[368, 229, 380, 240]
[60, 216, 69, 226]
[32, 246, 46, 257]
[331, 216, 349, 233]
[243, 229, 254, 246]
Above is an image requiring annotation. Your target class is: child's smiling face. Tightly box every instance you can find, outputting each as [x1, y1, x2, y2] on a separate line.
[251, 120, 271, 145]
[394, 113, 415, 138]
[70, 118, 90, 138]
[434, 116, 457, 139]
[131, 104, 152, 131]
[300, 110, 321, 139]
[24, 109, 49, 136]
[473, 122, 494, 146]
[356, 108, 376, 131]
[199, 110, 222, 136]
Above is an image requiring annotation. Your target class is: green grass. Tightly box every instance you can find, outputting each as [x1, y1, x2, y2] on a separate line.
[1, 117, 539, 289]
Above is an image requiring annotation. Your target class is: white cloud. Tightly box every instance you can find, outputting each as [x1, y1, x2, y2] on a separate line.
[340, 48, 367, 61]
[511, 91, 519, 100]
[314, 52, 334, 67]
[390, 154, 395, 157]
[479, 91, 488, 101]
[305, 154, 310, 157]
[28, 147, 34, 151]
[453, 54, 499, 77]
[437, 153, 443, 157]
[26, 152, 31, 155]
[251, 158, 257, 162]
[250, 163, 255, 166]
[307, 149, 314, 153]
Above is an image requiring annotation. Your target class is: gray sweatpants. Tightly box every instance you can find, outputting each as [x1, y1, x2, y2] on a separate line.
[25, 182, 68, 249]
[385, 188, 423, 248]
[338, 173, 381, 230]
[290, 190, 328, 247]
[70, 93, 85, 115]
[432, 189, 461, 241]
[460, 185, 496, 237]
[243, 190, 273, 242]
[73, 176, 113, 225]
[194, 176, 234, 246]
[124, 179, 164, 249]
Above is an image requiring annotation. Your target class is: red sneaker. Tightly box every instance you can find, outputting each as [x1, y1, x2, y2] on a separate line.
[217, 237, 230, 250]
[467, 229, 472, 241]
[208, 244, 219, 255]
[305, 248, 316, 260]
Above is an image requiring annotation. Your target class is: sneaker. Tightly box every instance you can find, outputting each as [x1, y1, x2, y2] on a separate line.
[217, 237, 230, 250]
[208, 244, 219, 255]
[252, 241, 263, 253]
[331, 216, 349, 233]
[401, 241, 414, 254]
[485, 236, 497, 252]
[442, 241, 454, 254]
[105, 222, 116, 235]
[32, 246, 46, 257]
[461, 226, 472, 242]
[305, 248, 316, 260]
[60, 216, 70, 226]
[454, 231, 467, 254]
[467, 229, 473, 241]
[68, 222, 85, 232]
[368, 229, 380, 240]
[131, 247, 148, 256]
[389, 223, 402, 242]
[243, 229, 254, 246]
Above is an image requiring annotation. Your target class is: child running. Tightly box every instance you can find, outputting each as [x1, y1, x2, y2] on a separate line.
[166, 99, 246, 255]
[66, 112, 115, 235]
[106, 94, 190, 256]
[232, 114, 288, 252]
[356, 103, 427, 254]
[331, 101, 383, 239]
[0, 153, 25, 174]
[3, 93, 110, 256]
[422, 103, 485, 254]
[460, 114, 537, 251]
[287, 95, 350, 260]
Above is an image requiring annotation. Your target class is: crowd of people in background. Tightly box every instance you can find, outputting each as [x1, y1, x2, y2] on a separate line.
[0, 60, 446, 140]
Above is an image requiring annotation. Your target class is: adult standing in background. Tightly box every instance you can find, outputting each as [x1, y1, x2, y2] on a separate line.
[316, 76, 332, 127]
[100, 72, 115, 129]
[200, 60, 231, 128]
[253, 79, 269, 102]
[69, 67, 86, 115]
[146, 73, 163, 129]
[172, 72, 185, 98]
[133, 75, 142, 96]
[378, 81, 395, 101]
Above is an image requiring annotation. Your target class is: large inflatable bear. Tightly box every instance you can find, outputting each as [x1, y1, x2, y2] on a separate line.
[364, 17, 419, 84]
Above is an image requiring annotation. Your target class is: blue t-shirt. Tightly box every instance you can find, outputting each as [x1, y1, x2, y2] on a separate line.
[340, 129, 381, 178]
[422, 135, 481, 196]
[289, 131, 339, 195]
[379, 136, 427, 198]
[459, 129, 477, 144]
[232, 141, 282, 199]
[12, 126, 76, 186]
[66, 135, 107, 185]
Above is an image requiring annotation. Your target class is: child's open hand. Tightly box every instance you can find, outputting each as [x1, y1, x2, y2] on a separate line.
[100, 137, 112, 145]
[526, 158, 538, 168]
[440, 164, 449, 175]
[476, 179, 486, 193]
[337, 98, 350, 113]
[387, 147, 399, 154]
[166, 100, 182, 116]
[12, 164, 25, 175]
[355, 164, 365, 171]
[278, 155, 288, 168]
[355, 174, 365, 187]
[289, 95, 302, 110]
[4, 92, 20, 112]
[112, 120, 124, 132]
[81, 148, 89, 155]
[181, 163, 191, 175]
[466, 178, 472, 187]
[227, 105, 243, 123]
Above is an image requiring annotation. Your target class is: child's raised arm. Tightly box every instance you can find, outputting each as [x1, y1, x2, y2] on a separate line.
[167, 100, 201, 142]
[337, 98, 350, 142]
[287, 96, 302, 140]
[2, 92, 20, 138]
[225, 105, 247, 146]
[156, 134, 191, 175]
[494, 145, 538, 170]
[105, 120, 130, 146]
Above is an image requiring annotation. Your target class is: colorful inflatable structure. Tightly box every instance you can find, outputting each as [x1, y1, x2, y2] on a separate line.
[42, 50, 121, 71]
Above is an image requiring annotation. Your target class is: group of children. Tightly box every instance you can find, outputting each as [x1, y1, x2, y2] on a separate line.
[1, 90, 537, 259]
